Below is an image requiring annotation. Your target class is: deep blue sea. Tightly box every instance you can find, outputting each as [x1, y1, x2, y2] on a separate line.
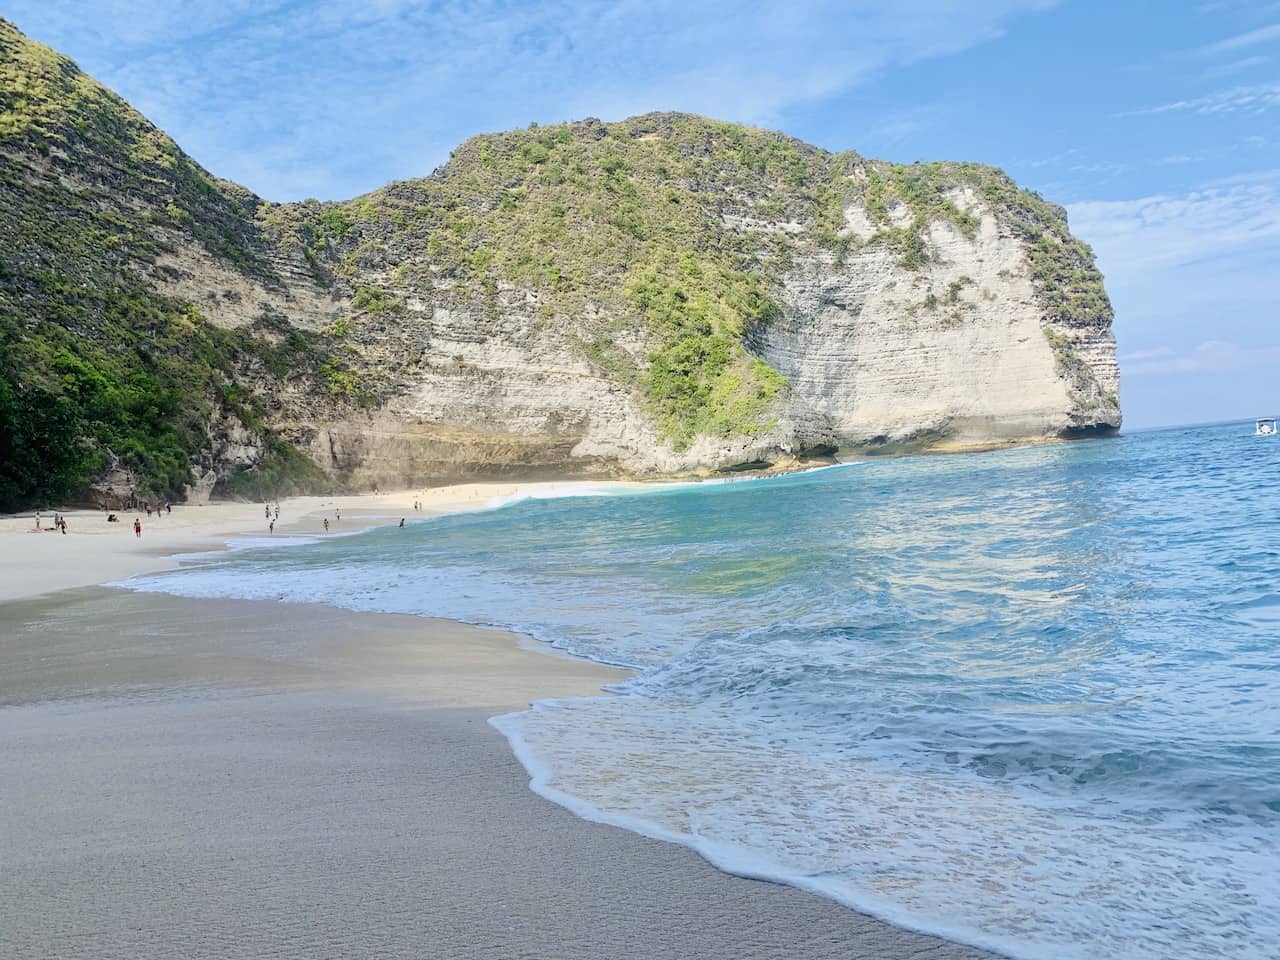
[127, 422, 1279, 959]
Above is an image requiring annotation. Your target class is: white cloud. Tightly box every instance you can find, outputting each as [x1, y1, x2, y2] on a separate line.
[1070, 171, 1280, 405]
[1203, 54, 1272, 77]
[1120, 340, 1280, 377]
[1120, 82, 1280, 116]
[1203, 22, 1280, 53]
[1068, 170, 1280, 276]
[1068, 159, 1129, 176]
[1119, 347, 1175, 362]
[4, 0, 1058, 200]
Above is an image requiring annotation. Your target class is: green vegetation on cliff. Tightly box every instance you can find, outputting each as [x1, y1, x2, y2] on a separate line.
[290, 113, 1109, 446]
[0, 19, 334, 509]
[268, 114, 856, 448]
[0, 18, 1115, 509]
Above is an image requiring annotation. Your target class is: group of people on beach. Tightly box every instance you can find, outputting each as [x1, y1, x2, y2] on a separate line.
[32, 506, 155, 537]
[126, 498, 173, 537]
[31, 493, 428, 542]
[32, 511, 69, 534]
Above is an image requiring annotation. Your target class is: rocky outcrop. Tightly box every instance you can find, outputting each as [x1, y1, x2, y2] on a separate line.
[760, 192, 1119, 452]
[0, 17, 1120, 505]
[268, 159, 1119, 484]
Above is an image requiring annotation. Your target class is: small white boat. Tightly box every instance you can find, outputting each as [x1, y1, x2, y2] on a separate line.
[1257, 417, 1277, 436]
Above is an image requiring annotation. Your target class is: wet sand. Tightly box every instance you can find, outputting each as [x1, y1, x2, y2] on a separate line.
[0, 588, 996, 960]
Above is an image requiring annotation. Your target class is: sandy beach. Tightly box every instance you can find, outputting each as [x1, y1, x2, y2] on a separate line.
[0, 488, 995, 960]
[0, 481, 648, 604]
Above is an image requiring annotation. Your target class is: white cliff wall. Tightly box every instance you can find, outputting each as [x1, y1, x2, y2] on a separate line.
[760, 191, 1104, 452]
[178, 193, 1119, 485]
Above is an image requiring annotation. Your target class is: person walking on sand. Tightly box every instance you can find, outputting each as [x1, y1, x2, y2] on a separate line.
[323, 518, 329, 532]
[269, 519, 275, 535]
[133, 519, 142, 538]
[59, 517, 67, 535]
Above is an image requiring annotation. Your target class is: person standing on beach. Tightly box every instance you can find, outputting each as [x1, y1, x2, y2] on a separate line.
[398, 518, 405, 528]
[133, 519, 142, 538]
[269, 519, 275, 535]
[323, 518, 329, 532]
[59, 517, 67, 535]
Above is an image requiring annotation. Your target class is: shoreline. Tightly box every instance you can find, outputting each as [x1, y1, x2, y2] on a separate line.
[0, 586, 996, 960]
[0, 430, 1122, 605]
[1, 478, 1002, 959]
[0, 479, 658, 604]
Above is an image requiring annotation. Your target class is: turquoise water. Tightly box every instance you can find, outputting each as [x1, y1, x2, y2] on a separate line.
[128, 423, 1279, 959]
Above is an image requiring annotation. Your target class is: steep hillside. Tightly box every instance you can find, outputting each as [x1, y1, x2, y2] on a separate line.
[0, 18, 348, 509]
[0, 19, 1119, 509]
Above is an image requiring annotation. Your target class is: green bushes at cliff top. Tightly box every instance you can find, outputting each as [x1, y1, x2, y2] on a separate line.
[307, 114, 858, 447]
[295, 113, 1110, 445]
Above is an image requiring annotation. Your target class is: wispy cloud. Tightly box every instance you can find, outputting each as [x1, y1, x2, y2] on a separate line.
[1069, 167, 1280, 406]
[1203, 54, 1272, 77]
[1068, 159, 1130, 177]
[1120, 340, 1280, 376]
[1068, 169, 1280, 276]
[1118, 82, 1280, 116]
[1203, 22, 1280, 53]
[4, 0, 1058, 200]
[1119, 346, 1175, 363]
[863, 106, 943, 149]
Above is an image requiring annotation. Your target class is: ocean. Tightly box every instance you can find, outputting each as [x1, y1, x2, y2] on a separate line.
[123, 422, 1279, 959]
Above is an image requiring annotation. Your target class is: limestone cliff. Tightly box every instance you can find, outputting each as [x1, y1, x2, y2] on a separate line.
[0, 19, 1119, 507]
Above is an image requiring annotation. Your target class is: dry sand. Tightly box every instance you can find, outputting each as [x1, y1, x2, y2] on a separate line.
[0, 587, 997, 960]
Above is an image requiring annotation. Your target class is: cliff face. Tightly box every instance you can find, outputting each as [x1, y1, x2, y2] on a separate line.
[764, 188, 1119, 451]
[0, 20, 1119, 506]
[272, 117, 1119, 487]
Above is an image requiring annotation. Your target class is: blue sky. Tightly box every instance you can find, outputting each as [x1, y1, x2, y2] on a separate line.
[7, 0, 1279, 428]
